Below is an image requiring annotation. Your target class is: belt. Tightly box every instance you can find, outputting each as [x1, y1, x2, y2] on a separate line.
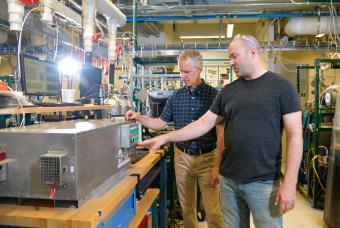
[176, 144, 216, 156]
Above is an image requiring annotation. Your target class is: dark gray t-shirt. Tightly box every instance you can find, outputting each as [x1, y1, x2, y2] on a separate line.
[210, 71, 301, 184]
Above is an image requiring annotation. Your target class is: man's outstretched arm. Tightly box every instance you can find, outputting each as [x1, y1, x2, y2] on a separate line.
[139, 110, 222, 150]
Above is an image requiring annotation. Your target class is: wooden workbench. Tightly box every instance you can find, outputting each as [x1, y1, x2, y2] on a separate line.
[0, 151, 165, 228]
[130, 149, 165, 179]
[0, 105, 115, 115]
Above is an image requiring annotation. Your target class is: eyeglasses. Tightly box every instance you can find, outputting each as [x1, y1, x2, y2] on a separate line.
[233, 34, 258, 48]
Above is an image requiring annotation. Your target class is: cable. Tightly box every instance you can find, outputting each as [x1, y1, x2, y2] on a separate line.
[53, 22, 59, 61]
[17, 6, 40, 91]
[311, 155, 326, 191]
[7, 86, 25, 127]
[318, 145, 329, 156]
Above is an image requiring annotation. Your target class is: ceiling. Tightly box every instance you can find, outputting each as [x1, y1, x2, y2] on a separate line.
[1, 0, 339, 55]
[116, 0, 336, 18]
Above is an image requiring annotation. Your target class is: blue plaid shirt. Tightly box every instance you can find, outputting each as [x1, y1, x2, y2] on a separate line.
[160, 81, 218, 151]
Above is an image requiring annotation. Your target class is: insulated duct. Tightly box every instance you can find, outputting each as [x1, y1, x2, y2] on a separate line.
[96, 0, 126, 62]
[41, 0, 53, 24]
[95, 0, 126, 27]
[284, 17, 340, 37]
[6, 0, 24, 31]
[108, 18, 117, 62]
[82, 0, 126, 59]
[83, 0, 96, 53]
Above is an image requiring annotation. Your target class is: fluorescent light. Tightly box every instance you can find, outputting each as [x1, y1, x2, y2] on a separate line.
[180, 35, 225, 39]
[227, 24, 234, 38]
[315, 33, 325, 38]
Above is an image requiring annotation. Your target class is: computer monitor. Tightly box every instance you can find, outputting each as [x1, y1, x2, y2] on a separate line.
[21, 55, 60, 96]
[79, 65, 102, 103]
[148, 90, 173, 118]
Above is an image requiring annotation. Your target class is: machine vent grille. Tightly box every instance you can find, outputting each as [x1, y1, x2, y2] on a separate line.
[40, 153, 67, 186]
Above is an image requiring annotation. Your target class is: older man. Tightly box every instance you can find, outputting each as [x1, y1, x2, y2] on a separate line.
[125, 50, 223, 227]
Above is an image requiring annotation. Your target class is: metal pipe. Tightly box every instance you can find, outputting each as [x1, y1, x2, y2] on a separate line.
[132, 0, 137, 58]
[82, 0, 95, 53]
[69, 0, 107, 30]
[127, 13, 332, 22]
[95, 0, 126, 27]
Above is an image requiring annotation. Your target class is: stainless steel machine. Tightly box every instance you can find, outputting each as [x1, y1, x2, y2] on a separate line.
[324, 86, 340, 227]
[0, 119, 139, 207]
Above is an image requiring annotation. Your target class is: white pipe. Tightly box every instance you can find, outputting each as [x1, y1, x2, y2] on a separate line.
[41, 0, 53, 24]
[82, 0, 126, 55]
[83, 0, 96, 53]
[108, 17, 117, 62]
[284, 17, 340, 36]
[95, 0, 126, 27]
[7, 0, 24, 31]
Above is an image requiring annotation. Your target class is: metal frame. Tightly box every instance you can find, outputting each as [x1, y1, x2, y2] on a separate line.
[297, 59, 340, 208]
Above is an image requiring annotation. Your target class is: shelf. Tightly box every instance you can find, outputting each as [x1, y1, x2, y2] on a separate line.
[0, 105, 116, 115]
[318, 123, 333, 130]
[0, 158, 16, 166]
[128, 188, 159, 228]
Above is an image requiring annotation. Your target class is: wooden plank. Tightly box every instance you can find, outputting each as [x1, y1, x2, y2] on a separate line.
[128, 188, 159, 228]
[0, 105, 116, 115]
[130, 149, 165, 179]
[0, 176, 137, 228]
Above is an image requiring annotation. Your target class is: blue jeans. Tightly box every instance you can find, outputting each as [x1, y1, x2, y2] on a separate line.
[220, 176, 282, 228]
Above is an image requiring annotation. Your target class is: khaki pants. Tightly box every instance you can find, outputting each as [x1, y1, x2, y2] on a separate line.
[175, 146, 223, 228]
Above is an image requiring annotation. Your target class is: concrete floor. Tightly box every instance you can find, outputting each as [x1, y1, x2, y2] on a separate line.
[281, 192, 327, 228]
[194, 191, 327, 228]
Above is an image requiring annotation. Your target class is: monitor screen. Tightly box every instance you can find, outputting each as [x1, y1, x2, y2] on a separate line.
[21, 55, 60, 96]
[79, 65, 102, 102]
[148, 90, 173, 118]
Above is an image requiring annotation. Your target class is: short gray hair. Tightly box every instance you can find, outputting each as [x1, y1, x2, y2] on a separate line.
[178, 50, 203, 69]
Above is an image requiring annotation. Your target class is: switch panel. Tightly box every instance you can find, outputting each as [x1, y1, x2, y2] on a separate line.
[121, 123, 140, 148]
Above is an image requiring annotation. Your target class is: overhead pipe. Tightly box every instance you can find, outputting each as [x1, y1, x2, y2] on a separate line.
[285, 17, 340, 36]
[126, 12, 332, 22]
[95, 0, 126, 27]
[82, 0, 126, 62]
[6, 0, 24, 31]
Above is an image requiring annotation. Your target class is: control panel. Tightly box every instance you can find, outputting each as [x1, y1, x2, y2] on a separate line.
[120, 122, 140, 148]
